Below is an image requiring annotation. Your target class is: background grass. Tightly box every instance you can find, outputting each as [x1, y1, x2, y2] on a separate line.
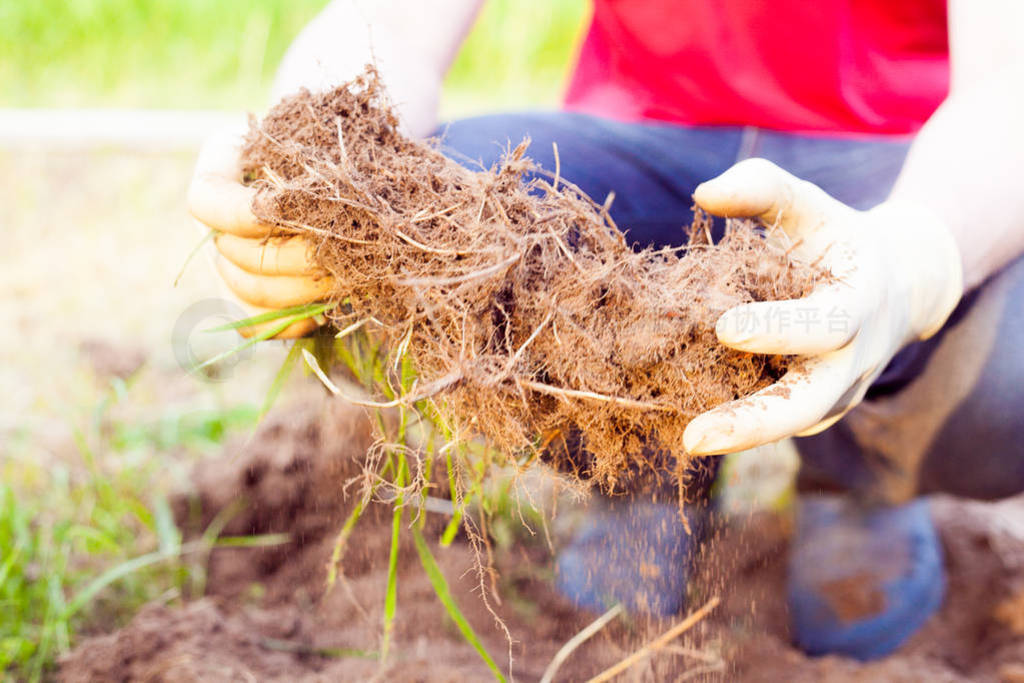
[0, 0, 589, 113]
[1, 372, 261, 680]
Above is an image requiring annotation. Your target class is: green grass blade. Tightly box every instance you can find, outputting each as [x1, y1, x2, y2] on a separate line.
[174, 229, 216, 287]
[199, 497, 247, 549]
[380, 447, 411, 664]
[260, 637, 379, 659]
[0, 542, 22, 587]
[64, 524, 120, 554]
[213, 533, 291, 548]
[412, 525, 506, 682]
[380, 496, 402, 663]
[188, 497, 247, 596]
[259, 340, 306, 420]
[440, 445, 466, 547]
[192, 312, 303, 371]
[32, 574, 58, 682]
[63, 549, 173, 619]
[203, 302, 334, 333]
[62, 537, 283, 622]
[64, 502, 271, 620]
[48, 572, 70, 653]
[326, 494, 369, 589]
[301, 348, 343, 395]
[440, 505, 465, 547]
[152, 495, 181, 556]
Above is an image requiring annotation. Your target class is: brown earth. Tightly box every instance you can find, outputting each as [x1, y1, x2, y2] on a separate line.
[60, 397, 1024, 682]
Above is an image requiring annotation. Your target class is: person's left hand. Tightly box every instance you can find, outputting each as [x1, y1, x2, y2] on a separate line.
[683, 159, 963, 456]
[187, 124, 334, 339]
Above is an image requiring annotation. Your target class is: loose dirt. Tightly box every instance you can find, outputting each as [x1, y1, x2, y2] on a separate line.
[60, 396, 1024, 682]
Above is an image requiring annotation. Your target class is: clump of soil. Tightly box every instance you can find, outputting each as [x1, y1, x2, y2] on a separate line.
[174, 395, 379, 603]
[239, 67, 822, 490]
[60, 396, 1024, 682]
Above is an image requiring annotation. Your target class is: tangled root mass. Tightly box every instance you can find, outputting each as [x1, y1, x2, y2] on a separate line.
[240, 68, 822, 491]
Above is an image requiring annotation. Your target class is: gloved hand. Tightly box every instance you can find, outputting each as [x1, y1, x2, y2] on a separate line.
[684, 159, 963, 456]
[187, 125, 334, 339]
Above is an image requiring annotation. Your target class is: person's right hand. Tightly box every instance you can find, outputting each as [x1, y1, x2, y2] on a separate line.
[187, 126, 334, 339]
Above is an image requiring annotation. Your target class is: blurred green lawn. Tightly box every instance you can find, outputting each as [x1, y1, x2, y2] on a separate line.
[0, 0, 589, 113]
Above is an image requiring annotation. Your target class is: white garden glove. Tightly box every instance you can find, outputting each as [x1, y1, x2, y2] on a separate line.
[187, 125, 333, 339]
[683, 159, 964, 456]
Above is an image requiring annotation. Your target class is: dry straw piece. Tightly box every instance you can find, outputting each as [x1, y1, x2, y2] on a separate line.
[240, 67, 821, 492]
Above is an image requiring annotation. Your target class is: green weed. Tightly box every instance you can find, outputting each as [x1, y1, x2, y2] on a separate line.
[0, 372, 264, 680]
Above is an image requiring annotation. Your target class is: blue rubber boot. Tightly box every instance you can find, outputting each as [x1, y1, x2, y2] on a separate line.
[788, 495, 945, 659]
[554, 501, 696, 616]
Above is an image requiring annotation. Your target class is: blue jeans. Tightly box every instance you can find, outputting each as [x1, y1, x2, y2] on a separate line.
[439, 112, 1024, 503]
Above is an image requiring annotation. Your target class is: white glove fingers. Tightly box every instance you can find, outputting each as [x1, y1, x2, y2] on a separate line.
[715, 285, 865, 355]
[793, 411, 848, 438]
[694, 158, 847, 240]
[215, 233, 323, 277]
[682, 354, 853, 456]
[215, 254, 334, 309]
[188, 129, 273, 239]
[188, 178, 269, 239]
[196, 125, 249, 181]
[213, 285, 321, 341]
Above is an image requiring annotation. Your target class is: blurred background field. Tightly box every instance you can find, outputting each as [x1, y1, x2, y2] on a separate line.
[0, 0, 589, 115]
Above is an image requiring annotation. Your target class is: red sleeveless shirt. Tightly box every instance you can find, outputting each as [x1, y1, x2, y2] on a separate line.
[564, 0, 950, 135]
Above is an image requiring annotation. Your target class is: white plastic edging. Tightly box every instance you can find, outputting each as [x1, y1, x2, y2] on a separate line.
[0, 109, 243, 148]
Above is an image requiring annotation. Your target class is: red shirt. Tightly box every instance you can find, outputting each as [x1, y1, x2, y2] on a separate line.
[564, 0, 950, 135]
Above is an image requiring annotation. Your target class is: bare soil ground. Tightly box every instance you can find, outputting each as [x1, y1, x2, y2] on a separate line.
[57, 395, 1024, 682]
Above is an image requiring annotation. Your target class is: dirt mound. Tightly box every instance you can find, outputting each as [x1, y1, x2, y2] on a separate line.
[240, 67, 821, 489]
[173, 396, 379, 603]
[58, 600, 313, 683]
[58, 595, 523, 683]
[60, 397, 603, 681]
[60, 397, 1024, 681]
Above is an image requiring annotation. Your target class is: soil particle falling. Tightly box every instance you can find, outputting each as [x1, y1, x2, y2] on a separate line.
[239, 67, 822, 491]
